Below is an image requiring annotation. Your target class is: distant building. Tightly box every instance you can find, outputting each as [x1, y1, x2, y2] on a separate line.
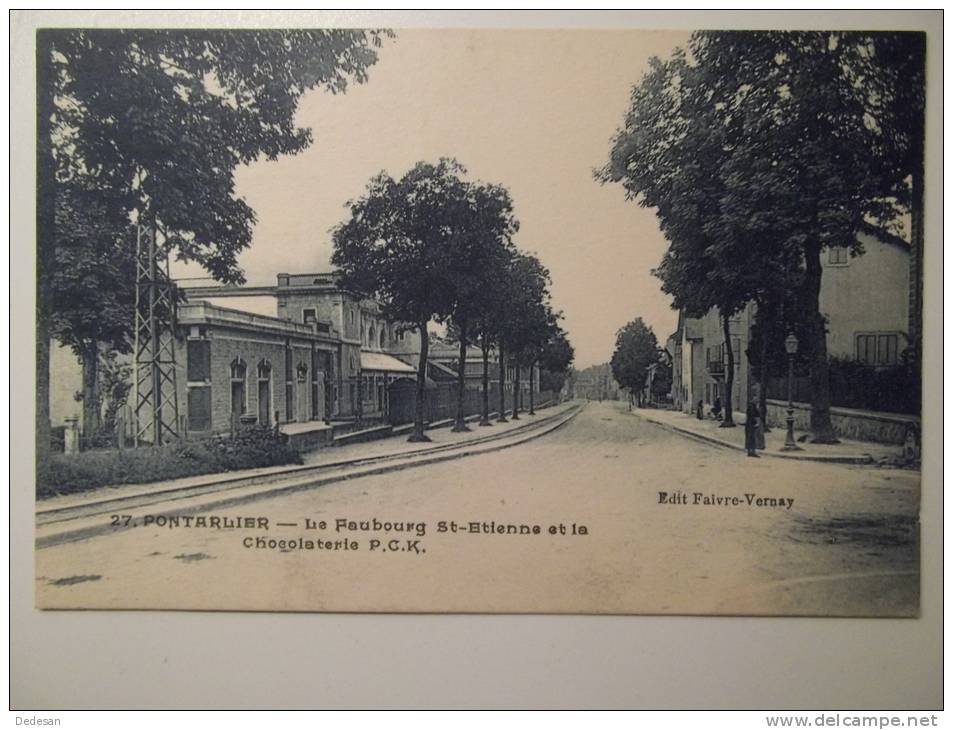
[573, 364, 622, 401]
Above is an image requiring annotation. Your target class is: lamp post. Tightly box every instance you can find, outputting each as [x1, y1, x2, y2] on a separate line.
[782, 333, 803, 452]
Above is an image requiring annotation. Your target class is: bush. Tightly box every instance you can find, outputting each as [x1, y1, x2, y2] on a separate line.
[827, 357, 920, 416]
[767, 357, 920, 416]
[39, 426, 302, 499]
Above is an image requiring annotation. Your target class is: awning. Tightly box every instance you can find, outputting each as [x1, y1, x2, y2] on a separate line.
[360, 351, 417, 374]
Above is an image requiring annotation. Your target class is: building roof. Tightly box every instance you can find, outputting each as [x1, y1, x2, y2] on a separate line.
[360, 351, 417, 374]
[178, 301, 336, 343]
[858, 220, 911, 251]
[427, 340, 485, 360]
[427, 360, 458, 381]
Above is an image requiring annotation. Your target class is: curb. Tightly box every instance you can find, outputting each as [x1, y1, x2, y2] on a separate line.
[635, 412, 876, 465]
[391, 400, 556, 436]
[37, 402, 576, 526]
[36, 405, 582, 549]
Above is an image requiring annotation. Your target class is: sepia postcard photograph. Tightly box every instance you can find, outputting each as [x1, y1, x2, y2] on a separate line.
[28, 17, 931, 620]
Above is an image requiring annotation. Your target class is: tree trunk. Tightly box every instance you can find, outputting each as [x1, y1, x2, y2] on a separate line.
[409, 322, 431, 442]
[452, 323, 470, 432]
[496, 341, 508, 423]
[804, 241, 839, 443]
[36, 32, 55, 481]
[479, 337, 492, 426]
[528, 359, 536, 415]
[720, 311, 736, 427]
[512, 356, 521, 419]
[81, 341, 101, 442]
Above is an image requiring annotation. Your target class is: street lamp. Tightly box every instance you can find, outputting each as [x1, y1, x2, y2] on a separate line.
[782, 333, 803, 452]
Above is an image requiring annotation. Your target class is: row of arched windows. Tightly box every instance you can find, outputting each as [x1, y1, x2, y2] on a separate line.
[230, 358, 272, 381]
[362, 321, 388, 350]
[230, 357, 275, 425]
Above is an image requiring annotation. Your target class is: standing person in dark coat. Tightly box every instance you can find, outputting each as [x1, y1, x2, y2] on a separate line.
[745, 397, 760, 457]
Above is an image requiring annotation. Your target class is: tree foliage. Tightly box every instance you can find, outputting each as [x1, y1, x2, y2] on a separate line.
[610, 318, 659, 395]
[37, 28, 388, 459]
[51, 180, 137, 357]
[332, 159, 511, 439]
[539, 326, 575, 376]
[499, 253, 553, 361]
[46, 28, 389, 280]
[601, 31, 924, 439]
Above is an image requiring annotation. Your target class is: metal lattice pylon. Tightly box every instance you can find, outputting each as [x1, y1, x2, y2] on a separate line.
[133, 224, 180, 446]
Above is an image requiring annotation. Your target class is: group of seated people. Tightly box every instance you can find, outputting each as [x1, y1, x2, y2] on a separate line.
[695, 397, 723, 421]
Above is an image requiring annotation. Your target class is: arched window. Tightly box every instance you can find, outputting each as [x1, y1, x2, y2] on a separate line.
[231, 358, 247, 380]
[230, 358, 247, 418]
[257, 360, 272, 426]
[369, 323, 376, 349]
[379, 327, 386, 350]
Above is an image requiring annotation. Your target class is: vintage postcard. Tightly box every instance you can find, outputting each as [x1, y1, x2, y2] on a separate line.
[33, 24, 926, 617]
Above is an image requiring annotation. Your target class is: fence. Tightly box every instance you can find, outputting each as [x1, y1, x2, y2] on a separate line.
[54, 387, 560, 452]
[766, 363, 919, 416]
[387, 383, 555, 427]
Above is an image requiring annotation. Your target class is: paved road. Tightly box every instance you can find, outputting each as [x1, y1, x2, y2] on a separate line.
[36, 401, 920, 616]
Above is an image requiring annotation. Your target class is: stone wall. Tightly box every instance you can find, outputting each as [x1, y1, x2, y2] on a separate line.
[765, 399, 919, 445]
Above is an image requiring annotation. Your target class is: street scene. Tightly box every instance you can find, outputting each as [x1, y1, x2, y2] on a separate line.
[36, 401, 918, 615]
[35, 28, 924, 617]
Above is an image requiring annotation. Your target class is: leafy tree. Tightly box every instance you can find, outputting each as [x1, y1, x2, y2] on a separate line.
[51, 180, 136, 438]
[701, 31, 916, 440]
[332, 159, 478, 442]
[444, 181, 520, 432]
[523, 305, 562, 416]
[602, 31, 921, 440]
[462, 240, 518, 426]
[864, 33, 926, 366]
[610, 318, 658, 406]
[601, 44, 768, 426]
[37, 28, 388, 466]
[650, 352, 673, 402]
[537, 326, 575, 398]
[499, 253, 552, 420]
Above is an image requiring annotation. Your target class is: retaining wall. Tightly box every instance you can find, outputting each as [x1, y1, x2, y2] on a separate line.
[765, 400, 919, 445]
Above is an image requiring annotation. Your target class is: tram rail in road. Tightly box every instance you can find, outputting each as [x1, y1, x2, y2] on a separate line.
[35, 402, 583, 548]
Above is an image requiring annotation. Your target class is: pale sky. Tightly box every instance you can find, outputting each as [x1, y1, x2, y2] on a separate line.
[177, 29, 688, 368]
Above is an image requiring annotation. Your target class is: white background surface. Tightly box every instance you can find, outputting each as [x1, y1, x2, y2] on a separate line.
[9, 10, 943, 710]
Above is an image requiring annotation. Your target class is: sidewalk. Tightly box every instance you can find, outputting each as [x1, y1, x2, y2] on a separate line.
[36, 403, 581, 547]
[300, 401, 565, 466]
[37, 401, 576, 516]
[629, 404, 908, 465]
